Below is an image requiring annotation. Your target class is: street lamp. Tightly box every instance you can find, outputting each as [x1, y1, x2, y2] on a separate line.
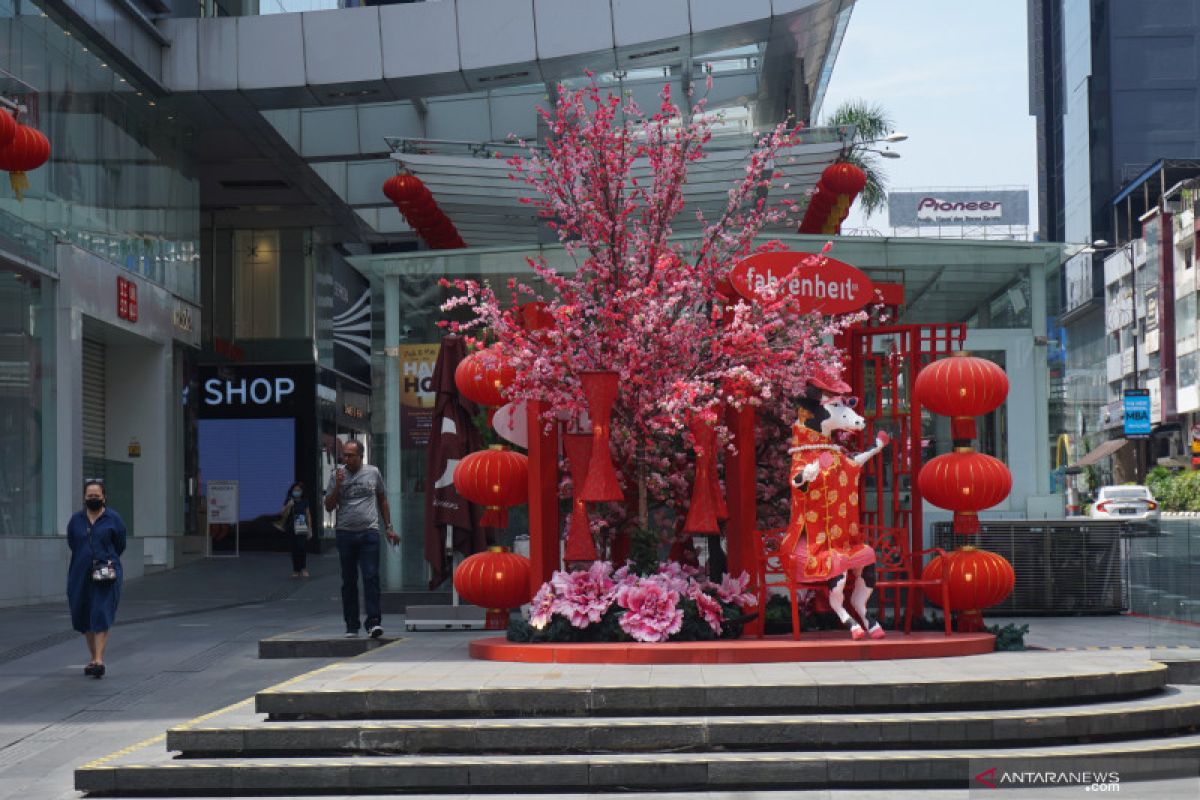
[1082, 237, 1147, 480]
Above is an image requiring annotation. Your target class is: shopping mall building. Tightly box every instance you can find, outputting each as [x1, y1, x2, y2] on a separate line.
[0, 0, 1071, 606]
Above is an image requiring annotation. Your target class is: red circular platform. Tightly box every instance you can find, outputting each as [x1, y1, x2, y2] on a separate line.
[469, 631, 995, 664]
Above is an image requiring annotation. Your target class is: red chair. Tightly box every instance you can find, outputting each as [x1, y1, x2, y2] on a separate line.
[867, 524, 952, 635]
[752, 527, 829, 640]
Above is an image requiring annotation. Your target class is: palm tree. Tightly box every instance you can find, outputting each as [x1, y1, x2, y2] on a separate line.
[820, 100, 896, 217]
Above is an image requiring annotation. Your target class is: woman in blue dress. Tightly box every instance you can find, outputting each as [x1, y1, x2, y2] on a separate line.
[66, 479, 127, 678]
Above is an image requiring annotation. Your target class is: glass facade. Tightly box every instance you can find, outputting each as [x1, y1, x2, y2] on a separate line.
[0, 0, 201, 301]
[0, 2, 200, 546]
[0, 266, 53, 535]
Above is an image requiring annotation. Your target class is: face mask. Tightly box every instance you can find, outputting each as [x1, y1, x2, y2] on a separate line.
[291, 490, 303, 498]
[85, 498, 104, 511]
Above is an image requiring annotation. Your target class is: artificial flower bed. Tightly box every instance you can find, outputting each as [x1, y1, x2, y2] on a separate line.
[507, 561, 757, 643]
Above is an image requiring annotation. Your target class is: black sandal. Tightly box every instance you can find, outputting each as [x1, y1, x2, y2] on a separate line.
[91, 663, 105, 679]
[83, 663, 99, 677]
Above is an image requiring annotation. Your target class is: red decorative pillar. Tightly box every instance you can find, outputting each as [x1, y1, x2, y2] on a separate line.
[525, 400, 560, 593]
[723, 404, 757, 581]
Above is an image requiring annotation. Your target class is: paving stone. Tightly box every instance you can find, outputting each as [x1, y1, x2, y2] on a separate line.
[588, 759, 710, 788]
[468, 760, 589, 789]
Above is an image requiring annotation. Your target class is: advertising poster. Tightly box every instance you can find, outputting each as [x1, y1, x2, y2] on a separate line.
[398, 343, 440, 449]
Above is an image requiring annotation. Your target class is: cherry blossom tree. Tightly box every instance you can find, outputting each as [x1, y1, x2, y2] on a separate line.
[441, 80, 867, 547]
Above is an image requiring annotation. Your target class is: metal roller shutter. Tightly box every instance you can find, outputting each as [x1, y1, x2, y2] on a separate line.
[82, 337, 106, 458]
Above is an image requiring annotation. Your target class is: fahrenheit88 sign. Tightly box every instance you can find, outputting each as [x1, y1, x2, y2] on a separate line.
[729, 252, 874, 315]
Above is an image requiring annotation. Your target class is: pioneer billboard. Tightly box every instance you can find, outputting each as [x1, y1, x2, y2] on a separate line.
[888, 190, 1028, 227]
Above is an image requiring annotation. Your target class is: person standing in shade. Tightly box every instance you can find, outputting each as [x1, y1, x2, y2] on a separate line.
[281, 481, 314, 578]
[66, 479, 127, 678]
[324, 440, 398, 638]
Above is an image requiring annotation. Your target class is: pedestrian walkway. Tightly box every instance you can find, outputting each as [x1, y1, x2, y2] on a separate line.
[0, 549, 358, 800]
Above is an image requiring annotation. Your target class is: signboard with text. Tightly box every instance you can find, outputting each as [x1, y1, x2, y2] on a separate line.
[117, 276, 139, 322]
[206, 480, 239, 524]
[730, 252, 875, 315]
[1123, 389, 1151, 438]
[888, 190, 1029, 228]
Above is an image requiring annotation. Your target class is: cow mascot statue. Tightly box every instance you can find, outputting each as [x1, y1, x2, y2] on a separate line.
[781, 374, 890, 639]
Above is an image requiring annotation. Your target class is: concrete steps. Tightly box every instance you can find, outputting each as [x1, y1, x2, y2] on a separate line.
[167, 685, 1200, 756]
[75, 658, 1200, 796]
[254, 663, 1168, 719]
[75, 735, 1200, 795]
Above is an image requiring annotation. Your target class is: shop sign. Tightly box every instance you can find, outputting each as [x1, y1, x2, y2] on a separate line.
[1123, 388, 1151, 438]
[117, 276, 138, 322]
[204, 376, 296, 407]
[730, 252, 874, 315]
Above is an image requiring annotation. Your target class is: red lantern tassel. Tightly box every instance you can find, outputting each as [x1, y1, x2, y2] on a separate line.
[484, 608, 509, 630]
[953, 510, 980, 535]
[950, 416, 977, 441]
[9, 171, 28, 201]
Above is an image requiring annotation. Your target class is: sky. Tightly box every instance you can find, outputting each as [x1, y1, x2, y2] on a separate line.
[818, 0, 1039, 234]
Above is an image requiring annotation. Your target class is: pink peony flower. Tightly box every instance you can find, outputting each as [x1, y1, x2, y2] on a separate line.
[550, 561, 616, 628]
[716, 570, 758, 608]
[654, 561, 696, 595]
[689, 584, 725, 634]
[616, 580, 684, 643]
[528, 582, 556, 630]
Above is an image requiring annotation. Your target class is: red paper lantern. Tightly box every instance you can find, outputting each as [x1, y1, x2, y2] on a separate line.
[454, 345, 515, 407]
[921, 546, 1015, 631]
[819, 162, 867, 196]
[914, 352, 1008, 440]
[0, 124, 50, 200]
[383, 173, 431, 205]
[453, 445, 528, 529]
[918, 448, 1012, 534]
[0, 113, 17, 153]
[453, 545, 533, 629]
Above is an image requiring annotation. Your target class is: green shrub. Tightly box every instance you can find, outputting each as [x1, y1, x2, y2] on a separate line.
[1143, 468, 1200, 512]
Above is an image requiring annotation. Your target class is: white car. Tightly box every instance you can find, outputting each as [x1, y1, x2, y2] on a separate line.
[1088, 485, 1160, 520]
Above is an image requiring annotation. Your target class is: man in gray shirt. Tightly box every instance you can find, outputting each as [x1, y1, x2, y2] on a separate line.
[324, 439, 398, 638]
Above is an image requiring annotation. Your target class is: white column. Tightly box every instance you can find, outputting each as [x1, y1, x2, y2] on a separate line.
[383, 275, 403, 589]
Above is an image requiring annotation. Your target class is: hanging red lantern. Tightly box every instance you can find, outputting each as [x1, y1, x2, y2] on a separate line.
[0, 112, 17, 154]
[453, 445, 528, 529]
[918, 448, 1012, 534]
[819, 162, 867, 196]
[384, 172, 467, 249]
[453, 545, 533, 629]
[921, 546, 1015, 632]
[797, 188, 837, 233]
[914, 351, 1009, 440]
[383, 173, 430, 204]
[0, 124, 50, 200]
[454, 345, 515, 407]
